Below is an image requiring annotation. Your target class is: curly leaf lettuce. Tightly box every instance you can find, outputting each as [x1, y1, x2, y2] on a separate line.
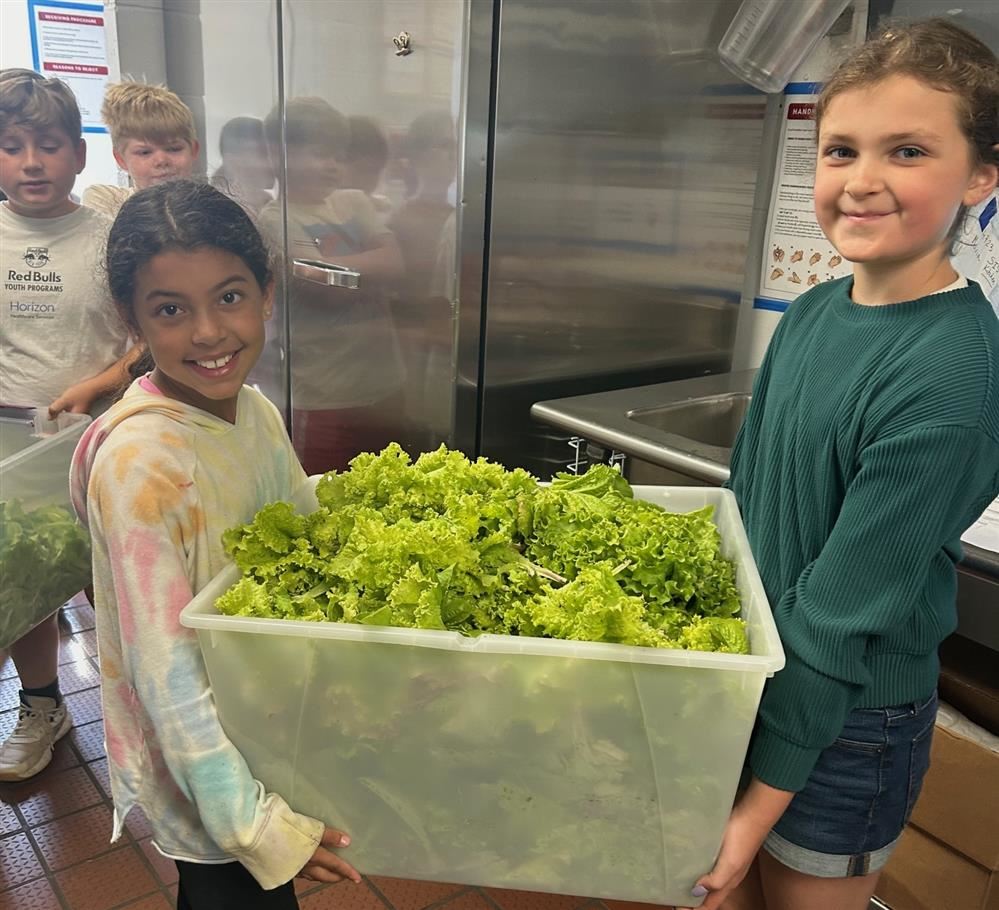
[216, 444, 748, 654]
[511, 563, 667, 649]
[548, 463, 634, 500]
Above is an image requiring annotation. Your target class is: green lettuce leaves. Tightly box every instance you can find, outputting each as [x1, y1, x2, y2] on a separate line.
[216, 445, 747, 654]
[0, 500, 91, 650]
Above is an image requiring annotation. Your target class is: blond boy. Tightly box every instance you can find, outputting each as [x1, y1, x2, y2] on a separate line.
[82, 81, 199, 217]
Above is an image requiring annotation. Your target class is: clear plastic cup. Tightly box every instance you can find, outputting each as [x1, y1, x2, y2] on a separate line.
[718, 0, 853, 94]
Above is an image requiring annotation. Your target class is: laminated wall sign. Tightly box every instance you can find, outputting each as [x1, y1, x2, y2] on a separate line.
[954, 193, 999, 318]
[749, 0, 868, 314]
[754, 84, 851, 313]
[27, 0, 110, 133]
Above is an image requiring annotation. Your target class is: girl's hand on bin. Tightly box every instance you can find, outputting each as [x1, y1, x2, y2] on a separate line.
[677, 808, 767, 909]
[678, 778, 792, 910]
[297, 827, 362, 884]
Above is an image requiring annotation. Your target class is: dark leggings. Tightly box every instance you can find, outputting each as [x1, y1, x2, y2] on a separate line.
[175, 860, 299, 910]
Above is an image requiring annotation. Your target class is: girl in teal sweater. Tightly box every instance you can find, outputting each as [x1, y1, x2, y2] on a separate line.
[686, 19, 999, 910]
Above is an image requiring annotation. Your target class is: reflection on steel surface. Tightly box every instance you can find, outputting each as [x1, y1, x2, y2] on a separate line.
[195, 0, 766, 478]
[532, 371, 758, 485]
[292, 259, 361, 290]
[477, 0, 765, 474]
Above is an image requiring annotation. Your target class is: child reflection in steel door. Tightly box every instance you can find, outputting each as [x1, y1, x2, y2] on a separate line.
[682, 19, 999, 910]
[70, 181, 362, 910]
[258, 97, 406, 475]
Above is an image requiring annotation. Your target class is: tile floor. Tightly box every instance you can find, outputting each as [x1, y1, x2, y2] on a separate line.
[0, 597, 658, 910]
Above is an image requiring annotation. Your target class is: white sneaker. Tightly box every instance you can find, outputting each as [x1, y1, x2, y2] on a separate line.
[0, 695, 72, 781]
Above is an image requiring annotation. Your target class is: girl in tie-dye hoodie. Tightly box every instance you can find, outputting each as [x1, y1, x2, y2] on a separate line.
[70, 181, 361, 909]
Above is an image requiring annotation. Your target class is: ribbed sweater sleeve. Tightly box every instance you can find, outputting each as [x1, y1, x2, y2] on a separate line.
[750, 424, 999, 791]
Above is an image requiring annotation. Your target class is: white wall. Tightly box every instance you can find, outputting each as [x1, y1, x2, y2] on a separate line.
[0, 0, 122, 197]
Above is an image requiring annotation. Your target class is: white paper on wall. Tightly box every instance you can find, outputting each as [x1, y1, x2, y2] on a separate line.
[953, 193, 999, 319]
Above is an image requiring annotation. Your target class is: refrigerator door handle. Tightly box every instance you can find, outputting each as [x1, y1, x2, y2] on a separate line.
[292, 258, 361, 289]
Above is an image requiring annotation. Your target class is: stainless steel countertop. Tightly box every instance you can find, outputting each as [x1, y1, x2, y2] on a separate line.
[532, 371, 755, 486]
[963, 535, 999, 579]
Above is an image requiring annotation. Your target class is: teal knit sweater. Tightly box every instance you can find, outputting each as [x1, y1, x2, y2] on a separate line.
[730, 277, 999, 793]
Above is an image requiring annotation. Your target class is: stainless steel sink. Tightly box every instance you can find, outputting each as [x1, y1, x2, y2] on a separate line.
[627, 393, 751, 449]
[531, 371, 757, 485]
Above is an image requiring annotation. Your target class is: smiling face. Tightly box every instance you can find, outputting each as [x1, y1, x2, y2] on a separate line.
[115, 136, 199, 190]
[814, 74, 997, 298]
[131, 247, 272, 422]
[0, 124, 85, 217]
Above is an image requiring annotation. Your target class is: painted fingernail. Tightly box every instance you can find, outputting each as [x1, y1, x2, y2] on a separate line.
[691, 885, 709, 898]
[340, 835, 351, 846]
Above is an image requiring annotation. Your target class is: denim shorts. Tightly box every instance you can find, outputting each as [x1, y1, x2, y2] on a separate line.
[763, 690, 937, 878]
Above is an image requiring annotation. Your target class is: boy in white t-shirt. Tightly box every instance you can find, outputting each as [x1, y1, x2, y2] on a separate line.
[82, 81, 200, 218]
[0, 68, 135, 780]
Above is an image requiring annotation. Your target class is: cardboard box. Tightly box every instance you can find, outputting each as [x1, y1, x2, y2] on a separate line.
[877, 714, 999, 910]
[910, 723, 999, 870]
[877, 828, 998, 910]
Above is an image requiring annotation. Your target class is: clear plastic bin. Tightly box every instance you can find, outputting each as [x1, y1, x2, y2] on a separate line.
[181, 483, 784, 905]
[0, 409, 92, 650]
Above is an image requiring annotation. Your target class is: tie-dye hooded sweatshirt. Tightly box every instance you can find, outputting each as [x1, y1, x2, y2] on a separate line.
[70, 379, 322, 889]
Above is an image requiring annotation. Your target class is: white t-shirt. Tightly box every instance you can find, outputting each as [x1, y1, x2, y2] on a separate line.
[938, 275, 969, 293]
[81, 184, 134, 219]
[0, 203, 129, 408]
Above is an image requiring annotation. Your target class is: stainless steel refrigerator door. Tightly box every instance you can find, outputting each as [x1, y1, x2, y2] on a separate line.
[475, 0, 768, 476]
[275, 0, 470, 474]
[166, 0, 289, 415]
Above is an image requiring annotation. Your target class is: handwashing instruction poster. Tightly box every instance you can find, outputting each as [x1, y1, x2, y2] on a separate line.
[755, 84, 852, 311]
[752, 0, 867, 313]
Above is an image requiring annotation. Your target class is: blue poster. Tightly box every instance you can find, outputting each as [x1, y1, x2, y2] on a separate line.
[27, 0, 109, 134]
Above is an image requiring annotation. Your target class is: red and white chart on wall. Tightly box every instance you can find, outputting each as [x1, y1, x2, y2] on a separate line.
[753, 84, 853, 313]
[27, 0, 110, 133]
